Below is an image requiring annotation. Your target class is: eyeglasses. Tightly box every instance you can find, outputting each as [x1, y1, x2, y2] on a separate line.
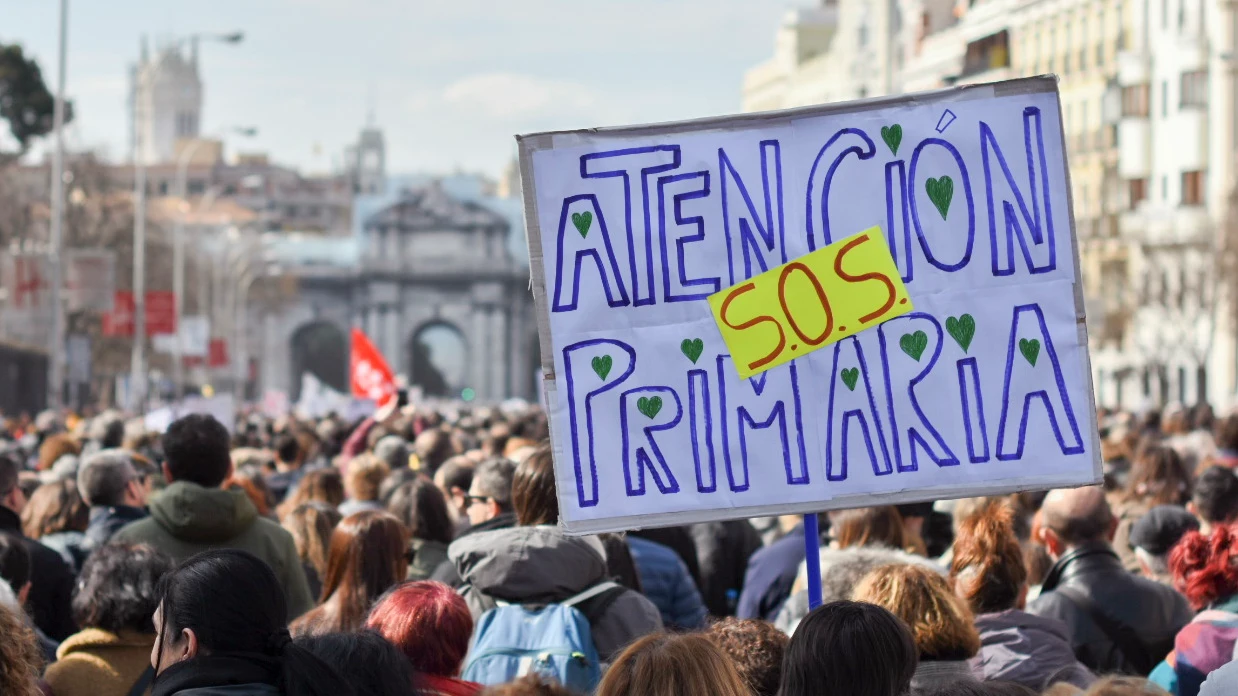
[464, 494, 493, 508]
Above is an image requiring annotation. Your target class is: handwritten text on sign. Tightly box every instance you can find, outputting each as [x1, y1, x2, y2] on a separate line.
[708, 226, 912, 379]
[521, 79, 1100, 534]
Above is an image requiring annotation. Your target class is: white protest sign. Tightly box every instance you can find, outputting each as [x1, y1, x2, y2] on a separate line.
[518, 77, 1101, 534]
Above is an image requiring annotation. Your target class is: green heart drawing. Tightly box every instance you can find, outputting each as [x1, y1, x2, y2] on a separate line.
[945, 314, 976, 353]
[1019, 338, 1040, 367]
[637, 395, 663, 419]
[591, 354, 612, 380]
[900, 330, 928, 362]
[880, 124, 902, 155]
[841, 368, 859, 391]
[680, 338, 704, 364]
[925, 176, 953, 220]
[571, 211, 593, 238]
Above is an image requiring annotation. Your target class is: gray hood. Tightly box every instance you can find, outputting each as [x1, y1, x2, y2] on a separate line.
[449, 525, 609, 604]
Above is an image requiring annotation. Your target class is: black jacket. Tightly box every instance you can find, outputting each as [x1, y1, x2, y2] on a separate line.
[0, 505, 76, 640]
[1028, 542, 1192, 675]
[83, 504, 149, 552]
[151, 654, 281, 696]
[691, 520, 762, 616]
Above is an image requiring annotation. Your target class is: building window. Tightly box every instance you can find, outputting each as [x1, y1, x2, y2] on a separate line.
[1162, 175, 1169, 201]
[1121, 84, 1150, 116]
[1162, 80, 1169, 117]
[1128, 178, 1148, 209]
[1182, 170, 1205, 205]
[1180, 70, 1207, 107]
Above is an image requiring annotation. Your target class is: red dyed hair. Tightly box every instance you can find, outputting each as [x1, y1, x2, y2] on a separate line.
[366, 580, 473, 677]
[1169, 524, 1238, 610]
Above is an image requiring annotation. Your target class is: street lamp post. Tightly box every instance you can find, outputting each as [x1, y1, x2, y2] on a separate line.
[131, 30, 243, 411]
[172, 127, 256, 400]
[47, 0, 69, 412]
[233, 261, 278, 401]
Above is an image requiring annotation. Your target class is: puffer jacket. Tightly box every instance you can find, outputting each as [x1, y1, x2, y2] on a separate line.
[449, 524, 663, 661]
[775, 545, 941, 634]
[972, 609, 1095, 691]
[1028, 542, 1192, 675]
[627, 535, 707, 629]
[1149, 595, 1238, 696]
[111, 481, 313, 619]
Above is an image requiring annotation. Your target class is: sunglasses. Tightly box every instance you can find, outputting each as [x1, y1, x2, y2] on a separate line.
[464, 494, 493, 507]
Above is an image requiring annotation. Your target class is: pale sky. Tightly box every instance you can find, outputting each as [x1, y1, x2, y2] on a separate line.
[2, 0, 793, 178]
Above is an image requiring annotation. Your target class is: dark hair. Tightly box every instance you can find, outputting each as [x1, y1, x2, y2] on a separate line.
[1217, 415, 1238, 452]
[0, 453, 19, 497]
[295, 630, 415, 696]
[778, 600, 917, 696]
[1122, 445, 1191, 506]
[513, 444, 558, 526]
[707, 617, 788, 696]
[292, 511, 409, 634]
[162, 414, 232, 487]
[435, 456, 474, 493]
[1192, 403, 1216, 433]
[21, 479, 89, 539]
[0, 531, 31, 589]
[473, 457, 516, 510]
[916, 683, 1038, 696]
[378, 467, 418, 505]
[154, 549, 354, 696]
[273, 433, 302, 467]
[1193, 466, 1238, 525]
[387, 480, 453, 545]
[77, 450, 137, 507]
[830, 506, 910, 550]
[73, 543, 173, 633]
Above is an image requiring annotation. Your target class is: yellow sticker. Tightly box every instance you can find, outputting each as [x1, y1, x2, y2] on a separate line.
[707, 226, 913, 379]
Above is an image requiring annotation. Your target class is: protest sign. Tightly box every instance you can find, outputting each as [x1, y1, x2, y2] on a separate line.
[518, 77, 1101, 535]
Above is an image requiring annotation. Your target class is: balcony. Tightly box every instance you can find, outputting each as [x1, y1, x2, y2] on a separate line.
[1117, 50, 1150, 85]
[1117, 119, 1151, 178]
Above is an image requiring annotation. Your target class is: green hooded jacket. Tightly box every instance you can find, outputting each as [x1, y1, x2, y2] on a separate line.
[112, 481, 313, 619]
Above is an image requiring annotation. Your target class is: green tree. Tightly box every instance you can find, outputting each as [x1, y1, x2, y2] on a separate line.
[0, 42, 72, 163]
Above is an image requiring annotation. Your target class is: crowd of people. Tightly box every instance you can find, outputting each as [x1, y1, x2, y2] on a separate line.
[0, 399, 1237, 695]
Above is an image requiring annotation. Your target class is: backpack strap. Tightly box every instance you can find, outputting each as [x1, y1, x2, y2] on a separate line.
[563, 581, 622, 608]
[1055, 585, 1154, 674]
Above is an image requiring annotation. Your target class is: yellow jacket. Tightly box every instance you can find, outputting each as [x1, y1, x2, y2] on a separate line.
[43, 628, 155, 696]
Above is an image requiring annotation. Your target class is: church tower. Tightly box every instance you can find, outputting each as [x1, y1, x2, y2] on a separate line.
[132, 36, 203, 164]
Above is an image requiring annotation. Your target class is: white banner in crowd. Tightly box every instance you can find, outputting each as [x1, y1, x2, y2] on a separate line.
[519, 77, 1102, 534]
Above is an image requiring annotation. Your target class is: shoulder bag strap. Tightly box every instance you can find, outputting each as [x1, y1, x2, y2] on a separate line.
[127, 666, 156, 696]
[1056, 585, 1154, 674]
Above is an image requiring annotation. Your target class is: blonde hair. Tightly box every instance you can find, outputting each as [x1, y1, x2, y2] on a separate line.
[346, 454, 391, 502]
[0, 603, 43, 696]
[853, 564, 981, 661]
[596, 633, 750, 696]
[1084, 676, 1170, 695]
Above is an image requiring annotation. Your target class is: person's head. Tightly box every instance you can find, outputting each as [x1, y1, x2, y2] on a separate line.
[20, 478, 89, 539]
[513, 443, 558, 526]
[373, 436, 410, 472]
[1036, 486, 1117, 558]
[151, 549, 354, 696]
[468, 457, 516, 525]
[387, 479, 453, 545]
[37, 433, 80, 472]
[77, 449, 145, 508]
[345, 454, 391, 503]
[853, 564, 981, 661]
[1190, 466, 1238, 532]
[829, 506, 911, 550]
[1129, 505, 1200, 579]
[1123, 445, 1191, 506]
[706, 617, 788, 696]
[279, 468, 346, 521]
[73, 543, 173, 634]
[273, 432, 304, 469]
[950, 500, 1028, 614]
[1169, 523, 1238, 610]
[0, 602, 42, 696]
[224, 469, 274, 517]
[1082, 676, 1172, 695]
[284, 502, 343, 581]
[313, 511, 409, 632]
[1192, 403, 1216, 433]
[433, 455, 474, 518]
[596, 632, 750, 696]
[917, 684, 1039, 696]
[479, 674, 578, 696]
[161, 414, 232, 488]
[0, 531, 31, 604]
[366, 580, 473, 678]
[295, 630, 415, 696]
[414, 428, 457, 475]
[90, 411, 127, 449]
[1217, 415, 1238, 452]
[779, 600, 917, 696]
[0, 453, 26, 514]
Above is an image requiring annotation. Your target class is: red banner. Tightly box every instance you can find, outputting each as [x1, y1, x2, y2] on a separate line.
[183, 339, 229, 368]
[350, 328, 396, 405]
[101, 291, 177, 337]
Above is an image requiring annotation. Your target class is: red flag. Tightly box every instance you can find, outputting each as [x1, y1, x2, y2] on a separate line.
[350, 328, 396, 405]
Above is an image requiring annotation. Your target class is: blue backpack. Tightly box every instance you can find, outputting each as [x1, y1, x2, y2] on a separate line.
[462, 581, 623, 691]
